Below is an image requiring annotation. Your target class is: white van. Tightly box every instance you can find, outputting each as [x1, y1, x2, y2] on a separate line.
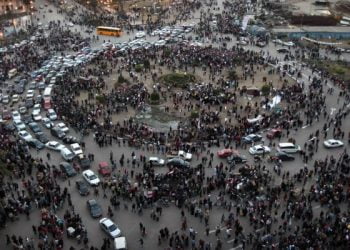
[277, 142, 301, 154]
[114, 237, 127, 250]
[61, 147, 75, 161]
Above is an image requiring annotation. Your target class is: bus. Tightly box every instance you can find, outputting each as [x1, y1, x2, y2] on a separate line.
[96, 26, 122, 37]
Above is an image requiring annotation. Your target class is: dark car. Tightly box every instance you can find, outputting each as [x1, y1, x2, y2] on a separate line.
[76, 180, 90, 196]
[25, 98, 34, 108]
[15, 84, 24, 94]
[51, 127, 66, 139]
[22, 114, 34, 124]
[28, 122, 42, 134]
[167, 157, 190, 168]
[59, 162, 77, 177]
[27, 139, 45, 150]
[266, 128, 282, 140]
[63, 135, 79, 144]
[36, 132, 49, 143]
[277, 48, 289, 53]
[87, 199, 102, 218]
[4, 123, 16, 132]
[242, 134, 263, 144]
[79, 157, 91, 170]
[227, 155, 247, 164]
[275, 152, 295, 161]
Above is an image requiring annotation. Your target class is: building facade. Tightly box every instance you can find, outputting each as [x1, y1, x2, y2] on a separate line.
[0, 0, 28, 15]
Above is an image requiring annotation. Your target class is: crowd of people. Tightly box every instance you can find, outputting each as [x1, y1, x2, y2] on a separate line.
[1, 0, 350, 249]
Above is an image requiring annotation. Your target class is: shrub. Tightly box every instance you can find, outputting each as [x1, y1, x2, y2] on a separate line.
[118, 74, 128, 84]
[159, 73, 196, 89]
[190, 111, 199, 119]
[95, 95, 106, 104]
[149, 92, 160, 104]
[135, 64, 144, 73]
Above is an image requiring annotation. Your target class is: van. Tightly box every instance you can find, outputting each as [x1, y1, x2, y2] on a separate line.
[114, 237, 127, 250]
[277, 142, 301, 154]
[60, 147, 75, 161]
[8, 68, 17, 79]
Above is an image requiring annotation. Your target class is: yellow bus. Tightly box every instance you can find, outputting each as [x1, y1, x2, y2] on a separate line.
[96, 26, 122, 37]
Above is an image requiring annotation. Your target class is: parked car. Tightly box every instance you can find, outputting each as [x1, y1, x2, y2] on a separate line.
[323, 139, 344, 148]
[83, 169, 100, 186]
[71, 143, 83, 157]
[42, 118, 54, 129]
[266, 128, 282, 139]
[167, 157, 190, 168]
[149, 157, 165, 166]
[178, 150, 192, 161]
[114, 237, 127, 250]
[51, 126, 65, 139]
[47, 109, 57, 120]
[13, 119, 26, 131]
[63, 136, 79, 144]
[277, 142, 301, 154]
[76, 180, 90, 196]
[56, 122, 69, 132]
[99, 218, 121, 238]
[79, 157, 91, 170]
[217, 148, 237, 158]
[12, 111, 21, 121]
[60, 147, 75, 161]
[242, 134, 263, 144]
[36, 132, 49, 143]
[227, 154, 247, 164]
[59, 162, 77, 177]
[274, 151, 295, 161]
[249, 145, 271, 155]
[28, 122, 42, 134]
[27, 139, 45, 150]
[87, 199, 103, 218]
[98, 162, 112, 177]
[18, 130, 33, 141]
[45, 141, 65, 151]
[19, 106, 27, 114]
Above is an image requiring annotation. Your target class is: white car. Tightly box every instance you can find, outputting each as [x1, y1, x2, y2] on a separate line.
[14, 120, 26, 131]
[56, 122, 69, 132]
[33, 103, 41, 113]
[19, 106, 27, 114]
[249, 145, 271, 155]
[12, 94, 19, 103]
[45, 141, 65, 151]
[12, 111, 21, 121]
[26, 90, 35, 99]
[32, 113, 42, 121]
[323, 139, 344, 148]
[47, 109, 57, 120]
[60, 147, 75, 161]
[178, 150, 192, 161]
[2, 95, 9, 104]
[18, 130, 33, 141]
[149, 157, 165, 166]
[42, 118, 54, 129]
[99, 218, 121, 238]
[83, 170, 100, 186]
[135, 31, 146, 38]
[71, 143, 83, 156]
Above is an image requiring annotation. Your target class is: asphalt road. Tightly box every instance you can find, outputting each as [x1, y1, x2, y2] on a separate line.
[1, 0, 350, 250]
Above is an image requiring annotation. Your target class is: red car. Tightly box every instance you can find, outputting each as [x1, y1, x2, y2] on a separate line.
[98, 162, 111, 176]
[217, 149, 239, 158]
[266, 128, 282, 139]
